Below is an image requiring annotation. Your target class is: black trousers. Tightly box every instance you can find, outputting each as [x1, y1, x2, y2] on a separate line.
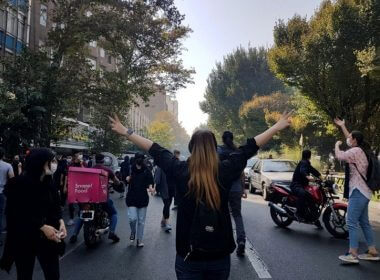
[15, 243, 60, 280]
[162, 188, 175, 219]
[291, 185, 312, 219]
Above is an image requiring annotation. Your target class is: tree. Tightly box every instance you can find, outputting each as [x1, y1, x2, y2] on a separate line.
[0, 0, 193, 153]
[147, 120, 174, 149]
[154, 111, 190, 154]
[200, 47, 285, 142]
[268, 0, 380, 148]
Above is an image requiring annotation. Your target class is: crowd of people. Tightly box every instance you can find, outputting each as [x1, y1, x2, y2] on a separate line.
[0, 113, 379, 279]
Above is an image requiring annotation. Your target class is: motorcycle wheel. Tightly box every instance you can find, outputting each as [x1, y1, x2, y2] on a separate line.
[270, 203, 293, 228]
[322, 206, 348, 239]
[84, 223, 97, 248]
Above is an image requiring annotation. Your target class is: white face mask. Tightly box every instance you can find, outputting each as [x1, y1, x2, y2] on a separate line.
[78, 155, 83, 161]
[346, 138, 352, 147]
[50, 163, 58, 174]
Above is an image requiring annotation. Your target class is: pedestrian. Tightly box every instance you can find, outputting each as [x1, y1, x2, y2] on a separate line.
[0, 148, 67, 279]
[120, 155, 131, 198]
[171, 150, 181, 211]
[110, 112, 291, 279]
[11, 155, 22, 177]
[334, 118, 379, 264]
[154, 163, 173, 232]
[126, 153, 154, 247]
[217, 131, 248, 257]
[56, 155, 68, 208]
[0, 148, 14, 246]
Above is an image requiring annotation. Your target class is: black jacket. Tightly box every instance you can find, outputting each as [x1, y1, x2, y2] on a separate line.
[126, 165, 154, 208]
[291, 160, 321, 187]
[149, 138, 259, 260]
[0, 175, 62, 272]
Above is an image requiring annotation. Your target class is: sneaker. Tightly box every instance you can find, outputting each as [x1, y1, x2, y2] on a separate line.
[130, 232, 136, 242]
[137, 240, 144, 248]
[236, 242, 245, 257]
[108, 232, 120, 243]
[358, 251, 380, 261]
[69, 235, 77, 244]
[339, 253, 359, 264]
[67, 219, 75, 226]
[164, 224, 172, 233]
[314, 220, 323, 230]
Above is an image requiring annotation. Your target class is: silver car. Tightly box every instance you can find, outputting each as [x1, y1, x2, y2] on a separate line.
[249, 159, 297, 200]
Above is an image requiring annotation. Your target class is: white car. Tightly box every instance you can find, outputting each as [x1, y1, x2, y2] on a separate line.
[249, 159, 296, 200]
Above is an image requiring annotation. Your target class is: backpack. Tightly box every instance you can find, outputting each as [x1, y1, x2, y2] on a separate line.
[353, 152, 380, 192]
[187, 201, 232, 260]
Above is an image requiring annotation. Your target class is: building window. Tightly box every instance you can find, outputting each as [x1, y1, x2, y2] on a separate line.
[40, 4, 47, 27]
[7, 13, 17, 35]
[89, 40, 97, 48]
[100, 48, 105, 58]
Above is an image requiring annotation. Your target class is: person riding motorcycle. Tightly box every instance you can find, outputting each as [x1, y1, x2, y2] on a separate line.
[69, 154, 120, 243]
[290, 150, 322, 227]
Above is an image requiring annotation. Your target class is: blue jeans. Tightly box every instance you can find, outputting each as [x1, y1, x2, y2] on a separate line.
[73, 199, 118, 235]
[0, 193, 5, 233]
[347, 189, 375, 249]
[175, 254, 230, 280]
[127, 207, 147, 241]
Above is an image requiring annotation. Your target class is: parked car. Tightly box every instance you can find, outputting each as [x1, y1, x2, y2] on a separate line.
[244, 157, 259, 186]
[249, 159, 297, 200]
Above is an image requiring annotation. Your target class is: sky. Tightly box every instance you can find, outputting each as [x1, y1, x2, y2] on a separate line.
[173, 0, 322, 134]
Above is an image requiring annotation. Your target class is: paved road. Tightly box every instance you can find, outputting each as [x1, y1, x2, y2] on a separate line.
[1, 193, 380, 280]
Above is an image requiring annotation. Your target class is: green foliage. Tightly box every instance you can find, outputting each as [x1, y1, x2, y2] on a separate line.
[269, 0, 380, 149]
[154, 111, 190, 154]
[200, 47, 285, 142]
[0, 0, 193, 154]
[147, 120, 174, 149]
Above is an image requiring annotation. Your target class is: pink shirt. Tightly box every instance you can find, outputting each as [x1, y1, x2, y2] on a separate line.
[335, 147, 372, 200]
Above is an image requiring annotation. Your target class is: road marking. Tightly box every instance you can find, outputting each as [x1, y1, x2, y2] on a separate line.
[60, 240, 84, 260]
[245, 238, 272, 279]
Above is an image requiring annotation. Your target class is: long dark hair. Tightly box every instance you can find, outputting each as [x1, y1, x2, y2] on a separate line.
[351, 131, 372, 157]
[24, 148, 55, 180]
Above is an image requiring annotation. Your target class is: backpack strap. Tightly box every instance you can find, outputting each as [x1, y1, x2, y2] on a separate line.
[352, 163, 368, 183]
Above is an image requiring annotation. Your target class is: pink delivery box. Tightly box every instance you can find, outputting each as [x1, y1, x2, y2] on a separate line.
[67, 167, 109, 203]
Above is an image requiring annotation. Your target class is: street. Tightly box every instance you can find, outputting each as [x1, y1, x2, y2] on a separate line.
[1, 192, 380, 280]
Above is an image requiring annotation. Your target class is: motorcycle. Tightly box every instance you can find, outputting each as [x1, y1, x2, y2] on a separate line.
[79, 181, 125, 248]
[268, 179, 348, 239]
[79, 202, 110, 248]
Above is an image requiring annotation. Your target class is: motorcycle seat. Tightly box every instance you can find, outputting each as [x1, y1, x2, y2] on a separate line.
[275, 184, 293, 194]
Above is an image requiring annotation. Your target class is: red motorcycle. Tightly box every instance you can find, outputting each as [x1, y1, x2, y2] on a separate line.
[268, 180, 348, 238]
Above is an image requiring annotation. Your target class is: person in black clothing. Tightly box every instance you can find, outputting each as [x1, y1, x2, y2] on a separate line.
[126, 153, 154, 247]
[171, 150, 181, 211]
[0, 148, 67, 279]
[218, 131, 247, 257]
[154, 163, 174, 232]
[110, 112, 291, 279]
[291, 150, 322, 225]
[11, 155, 22, 177]
[120, 155, 131, 198]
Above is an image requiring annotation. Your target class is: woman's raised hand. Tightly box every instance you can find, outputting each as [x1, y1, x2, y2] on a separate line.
[274, 111, 293, 131]
[334, 118, 345, 127]
[109, 114, 127, 136]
